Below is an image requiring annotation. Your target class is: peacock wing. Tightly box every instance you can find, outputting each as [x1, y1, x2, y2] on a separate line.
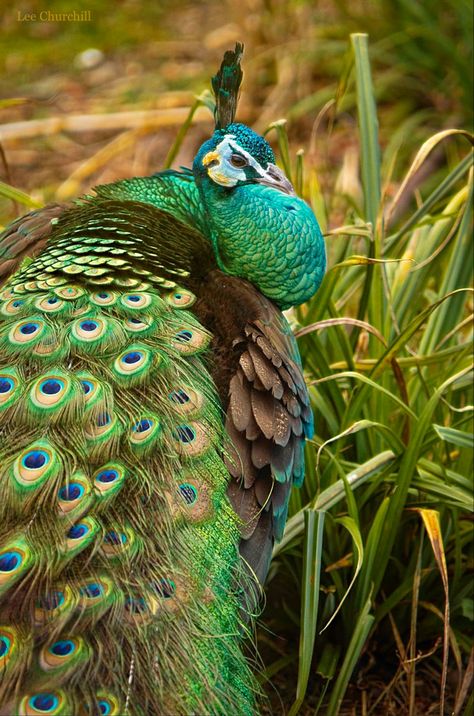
[194, 272, 313, 587]
[0, 204, 70, 287]
[0, 166, 201, 291]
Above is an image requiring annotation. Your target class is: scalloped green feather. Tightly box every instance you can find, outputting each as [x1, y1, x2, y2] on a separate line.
[0, 367, 22, 412]
[68, 314, 127, 355]
[0, 535, 34, 597]
[61, 516, 100, 562]
[57, 472, 94, 524]
[111, 343, 162, 385]
[0, 625, 33, 704]
[17, 689, 71, 715]
[35, 635, 92, 687]
[26, 370, 80, 425]
[6, 440, 62, 497]
[127, 413, 162, 455]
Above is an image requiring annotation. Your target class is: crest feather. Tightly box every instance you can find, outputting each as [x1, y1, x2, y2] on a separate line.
[211, 43, 244, 129]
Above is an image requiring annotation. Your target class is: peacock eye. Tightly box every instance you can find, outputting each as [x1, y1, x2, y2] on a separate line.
[230, 153, 248, 168]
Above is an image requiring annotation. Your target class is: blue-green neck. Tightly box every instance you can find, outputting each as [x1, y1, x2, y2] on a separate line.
[195, 179, 326, 309]
[96, 167, 325, 310]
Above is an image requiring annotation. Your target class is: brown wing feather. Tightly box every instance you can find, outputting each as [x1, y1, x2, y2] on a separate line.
[0, 203, 69, 286]
[193, 270, 313, 588]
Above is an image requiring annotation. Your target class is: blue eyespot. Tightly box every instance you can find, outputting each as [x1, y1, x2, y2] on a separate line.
[20, 322, 39, 335]
[81, 380, 94, 395]
[169, 389, 190, 404]
[12, 300, 24, 308]
[80, 582, 103, 599]
[151, 578, 175, 599]
[104, 531, 126, 545]
[125, 596, 147, 614]
[0, 636, 9, 658]
[121, 293, 151, 310]
[129, 317, 142, 324]
[0, 551, 21, 572]
[80, 320, 98, 332]
[122, 351, 142, 365]
[0, 377, 14, 394]
[175, 425, 196, 443]
[50, 639, 74, 657]
[97, 412, 111, 427]
[59, 483, 83, 501]
[133, 419, 152, 433]
[179, 483, 198, 505]
[175, 330, 193, 343]
[99, 701, 111, 716]
[67, 523, 88, 540]
[81, 380, 97, 395]
[98, 293, 109, 299]
[29, 693, 59, 712]
[22, 450, 48, 470]
[39, 379, 63, 395]
[37, 591, 64, 611]
[47, 297, 58, 305]
[96, 469, 118, 483]
[169, 290, 194, 306]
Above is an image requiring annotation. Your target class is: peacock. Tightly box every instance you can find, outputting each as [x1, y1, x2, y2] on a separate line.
[0, 45, 325, 715]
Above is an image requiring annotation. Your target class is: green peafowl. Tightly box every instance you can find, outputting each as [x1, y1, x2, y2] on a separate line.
[0, 45, 325, 715]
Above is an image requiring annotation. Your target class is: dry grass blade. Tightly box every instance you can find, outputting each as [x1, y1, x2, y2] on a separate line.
[0, 107, 215, 142]
[55, 128, 148, 200]
[415, 509, 450, 715]
[454, 646, 474, 716]
[385, 130, 474, 225]
[408, 532, 424, 716]
[296, 317, 387, 346]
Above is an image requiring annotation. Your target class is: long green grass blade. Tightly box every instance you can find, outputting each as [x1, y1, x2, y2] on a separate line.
[325, 596, 375, 715]
[372, 366, 473, 596]
[288, 510, 325, 715]
[350, 33, 381, 227]
[163, 90, 213, 169]
[320, 515, 364, 631]
[0, 181, 42, 209]
[275, 452, 396, 556]
[433, 425, 474, 449]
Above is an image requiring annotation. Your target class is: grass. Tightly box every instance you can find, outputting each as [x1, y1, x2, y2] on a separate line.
[259, 33, 473, 715]
[0, 16, 472, 713]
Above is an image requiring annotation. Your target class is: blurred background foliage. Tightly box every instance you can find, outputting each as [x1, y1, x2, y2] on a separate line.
[0, 1, 473, 714]
[1, 0, 472, 212]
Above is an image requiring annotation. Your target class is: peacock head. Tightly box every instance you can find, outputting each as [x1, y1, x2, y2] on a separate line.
[192, 123, 326, 310]
[194, 123, 294, 195]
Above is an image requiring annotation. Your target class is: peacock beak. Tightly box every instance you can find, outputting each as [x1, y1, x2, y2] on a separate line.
[253, 163, 296, 196]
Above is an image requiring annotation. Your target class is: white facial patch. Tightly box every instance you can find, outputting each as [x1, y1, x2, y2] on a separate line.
[204, 135, 268, 187]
